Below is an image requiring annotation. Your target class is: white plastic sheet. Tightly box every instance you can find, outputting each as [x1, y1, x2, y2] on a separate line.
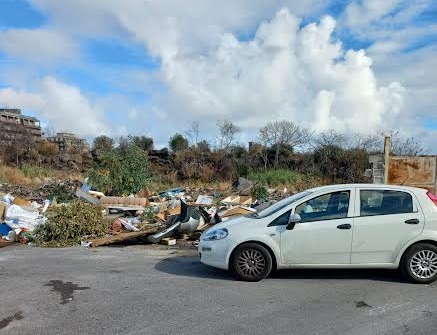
[5, 205, 45, 233]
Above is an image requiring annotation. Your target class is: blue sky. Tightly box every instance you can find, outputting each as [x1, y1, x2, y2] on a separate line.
[0, 0, 436, 151]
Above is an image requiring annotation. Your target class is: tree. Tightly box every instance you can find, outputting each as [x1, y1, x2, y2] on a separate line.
[197, 140, 211, 153]
[385, 130, 427, 156]
[92, 136, 114, 162]
[314, 130, 347, 148]
[93, 135, 114, 151]
[185, 121, 200, 146]
[117, 136, 130, 153]
[216, 120, 241, 150]
[352, 134, 381, 153]
[37, 140, 59, 166]
[0, 123, 37, 166]
[169, 133, 189, 152]
[130, 136, 154, 152]
[88, 144, 153, 195]
[259, 120, 311, 168]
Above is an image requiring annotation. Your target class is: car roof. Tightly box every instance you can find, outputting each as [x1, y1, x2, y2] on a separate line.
[306, 183, 428, 194]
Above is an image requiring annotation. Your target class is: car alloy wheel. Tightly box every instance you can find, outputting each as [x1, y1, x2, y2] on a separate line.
[409, 250, 437, 279]
[232, 243, 273, 282]
[237, 249, 266, 278]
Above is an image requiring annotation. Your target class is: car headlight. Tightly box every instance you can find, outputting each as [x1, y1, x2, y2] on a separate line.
[203, 228, 228, 241]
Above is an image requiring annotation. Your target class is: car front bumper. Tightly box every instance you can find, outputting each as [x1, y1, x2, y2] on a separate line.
[198, 238, 233, 270]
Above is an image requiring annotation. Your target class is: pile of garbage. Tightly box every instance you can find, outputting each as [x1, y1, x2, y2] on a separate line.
[0, 177, 286, 248]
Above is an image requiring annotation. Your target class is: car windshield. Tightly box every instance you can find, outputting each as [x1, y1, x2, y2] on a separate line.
[253, 191, 313, 218]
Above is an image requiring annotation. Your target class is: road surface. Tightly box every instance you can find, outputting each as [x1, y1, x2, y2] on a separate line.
[1, 246, 436, 335]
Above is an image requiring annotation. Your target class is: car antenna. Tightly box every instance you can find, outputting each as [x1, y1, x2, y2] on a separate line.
[400, 168, 416, 186]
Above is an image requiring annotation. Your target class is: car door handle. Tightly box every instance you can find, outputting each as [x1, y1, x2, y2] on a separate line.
[405, 219, 420, 225]
[337, 224, 352, 230]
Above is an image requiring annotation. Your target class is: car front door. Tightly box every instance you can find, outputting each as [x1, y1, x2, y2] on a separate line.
[280, 189, 355, 265]
[351, 188, 425, 264]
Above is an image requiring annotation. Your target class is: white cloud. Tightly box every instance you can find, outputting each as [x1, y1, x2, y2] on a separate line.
[1, 1, 434, 151]
[344, 0, 403, 28]
[153, 10, 405, 137]
[0, 77, 109, 137]
[29, 0, 327, 58]
[0, 28, 78, 63]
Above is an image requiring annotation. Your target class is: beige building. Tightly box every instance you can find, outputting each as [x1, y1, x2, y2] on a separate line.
[0, 108, 42, 140]
[48, 132, 89, 152]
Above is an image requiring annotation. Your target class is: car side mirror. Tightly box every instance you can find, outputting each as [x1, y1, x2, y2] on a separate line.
[286, 213, 301, 230]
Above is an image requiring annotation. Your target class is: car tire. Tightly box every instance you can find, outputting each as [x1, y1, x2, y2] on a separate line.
[231, 243, 272, 282]
[400, 243, 437, 284]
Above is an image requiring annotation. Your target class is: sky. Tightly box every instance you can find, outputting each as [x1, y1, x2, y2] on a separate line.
[0, 0, 436, 151]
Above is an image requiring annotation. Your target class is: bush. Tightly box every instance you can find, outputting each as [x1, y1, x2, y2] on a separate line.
[88, 145, 153, 195]
[19, 164, 52, 179]
[251, 185, 268, 201]
[248, 169, 298, 187]
[48, 184, 75, 203]
[34, 200, 109, 247]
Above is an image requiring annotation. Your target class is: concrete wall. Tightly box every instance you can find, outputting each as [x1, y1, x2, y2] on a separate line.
[388, 156, 437, 193]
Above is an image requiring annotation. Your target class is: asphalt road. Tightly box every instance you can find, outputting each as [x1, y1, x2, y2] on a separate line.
[1, 245, 437, 335]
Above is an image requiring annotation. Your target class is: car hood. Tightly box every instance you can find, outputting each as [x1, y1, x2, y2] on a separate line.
[205, 215, 253, 233]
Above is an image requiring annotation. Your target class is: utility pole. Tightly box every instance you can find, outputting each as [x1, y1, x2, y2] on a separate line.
[384, 136, 391, 184]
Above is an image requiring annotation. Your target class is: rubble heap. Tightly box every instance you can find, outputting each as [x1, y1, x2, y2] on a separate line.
[0, 178, 289, 249]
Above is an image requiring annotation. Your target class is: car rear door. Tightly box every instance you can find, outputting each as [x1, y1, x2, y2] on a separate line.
[351, 188, 425, 264]
[280, 188, 355, 265]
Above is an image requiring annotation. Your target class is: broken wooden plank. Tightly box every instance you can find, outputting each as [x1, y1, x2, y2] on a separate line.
[0, 240, 16, 248]
[90, 228, 159, 247]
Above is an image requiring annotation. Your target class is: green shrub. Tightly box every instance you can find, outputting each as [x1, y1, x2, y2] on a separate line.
[19, 164, 52, 179]
[48, 184, 75, 203]
[88, 145, 153, 195]
[34, 200, 109, 247]
[251, 185, 269, 201]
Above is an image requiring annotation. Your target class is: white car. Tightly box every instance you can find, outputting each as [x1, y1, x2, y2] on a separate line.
[199, 184, 437, 283]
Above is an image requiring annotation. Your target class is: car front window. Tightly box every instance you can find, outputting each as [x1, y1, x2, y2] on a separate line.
[295, 191, 350, 223]
[254, 191, 313, 218]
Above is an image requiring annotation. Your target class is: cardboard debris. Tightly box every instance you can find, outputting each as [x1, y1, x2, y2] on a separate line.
[221, 195, 253, 206]
[155, 213, 166, 222]
[220, 206, 256, 218]
[88, 190, 105, 198]
[137, 187, 151, 199]
[221, 195, 240, 205]
[161, 238, 176, 246]
[13, 197, 31, 207]
[0, 202, 7, 221]
[168, 205, 181, 216]
[101, 196, 148, 207]
[239, 196, 253, 205]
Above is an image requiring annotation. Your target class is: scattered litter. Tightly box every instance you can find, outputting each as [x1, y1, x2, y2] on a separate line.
[220, 205, 256, 219]
[0, 175, 287, 248]
[161, 237, 176, 246]
[195, 195, 213, 205]
[75, 187, 101, 205]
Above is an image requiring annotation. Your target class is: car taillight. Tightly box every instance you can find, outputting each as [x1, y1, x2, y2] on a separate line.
[426, 191, 437, 207]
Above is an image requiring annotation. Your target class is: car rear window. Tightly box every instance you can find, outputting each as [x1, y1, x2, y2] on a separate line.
[360, 190, 414, 216]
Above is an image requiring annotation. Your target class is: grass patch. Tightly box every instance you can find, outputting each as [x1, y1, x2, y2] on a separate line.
[0, 165, 31, 185]
[248, 169, 299, 187]
[19, 164, 52, 179]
